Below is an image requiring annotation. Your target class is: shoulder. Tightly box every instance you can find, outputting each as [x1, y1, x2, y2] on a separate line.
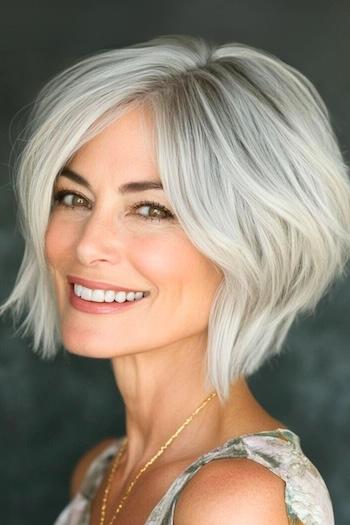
[173, 457, 289, 525]
[70, 436, 119, 499]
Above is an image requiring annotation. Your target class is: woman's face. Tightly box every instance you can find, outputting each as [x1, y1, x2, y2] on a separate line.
[45, 105, 223, 358]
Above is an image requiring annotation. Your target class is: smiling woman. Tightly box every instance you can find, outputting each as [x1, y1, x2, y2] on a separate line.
[43, 105, 221, 362]
[1, 34, 350, 525]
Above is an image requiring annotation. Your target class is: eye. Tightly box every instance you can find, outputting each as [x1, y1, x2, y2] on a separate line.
[51, 190, 175, 223]
[130, 200, 175, 222]
[52, 189, 91, 209]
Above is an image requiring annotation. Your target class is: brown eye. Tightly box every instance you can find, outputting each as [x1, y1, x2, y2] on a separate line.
[53, 190, 90, 209]
[131, 200, 175, 222]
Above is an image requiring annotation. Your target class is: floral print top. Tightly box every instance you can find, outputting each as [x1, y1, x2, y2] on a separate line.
[53, 428, 334, 525]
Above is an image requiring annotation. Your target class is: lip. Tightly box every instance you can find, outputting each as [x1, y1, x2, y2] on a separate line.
[67, 274, 148, 293]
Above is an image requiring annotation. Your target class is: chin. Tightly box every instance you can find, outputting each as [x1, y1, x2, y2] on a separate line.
[64, 346, 111, 359]
[61, 332, 122, 359]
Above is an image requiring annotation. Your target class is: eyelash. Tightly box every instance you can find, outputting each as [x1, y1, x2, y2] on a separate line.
[52, 189, 175, 222]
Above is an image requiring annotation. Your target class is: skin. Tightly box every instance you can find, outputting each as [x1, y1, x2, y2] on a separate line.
[45, 105, 286, 518]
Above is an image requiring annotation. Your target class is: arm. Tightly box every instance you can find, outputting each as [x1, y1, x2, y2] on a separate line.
[173, 457, 290, 525]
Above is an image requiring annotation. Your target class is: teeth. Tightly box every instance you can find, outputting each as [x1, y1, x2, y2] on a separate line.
[115, 291, 127, 303]
[104, 290, 116, 303]
[91, 289, 105, 302]
[81, 287, 92, 301]
[73, 284, 145, 303]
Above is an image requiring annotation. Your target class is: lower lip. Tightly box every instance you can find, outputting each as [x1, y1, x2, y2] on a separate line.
[69, 284, 147, 314]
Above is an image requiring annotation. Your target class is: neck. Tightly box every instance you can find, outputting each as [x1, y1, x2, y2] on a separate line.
[110, 335, 255, 478]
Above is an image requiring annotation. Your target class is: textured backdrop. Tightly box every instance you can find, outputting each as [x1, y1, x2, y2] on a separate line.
[1, 1, 349, 524]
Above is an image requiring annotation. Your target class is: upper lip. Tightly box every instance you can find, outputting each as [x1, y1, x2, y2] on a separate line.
[67, 275, 147, 293]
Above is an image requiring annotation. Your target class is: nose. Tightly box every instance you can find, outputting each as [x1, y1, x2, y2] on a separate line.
[75, 209, 124, 266]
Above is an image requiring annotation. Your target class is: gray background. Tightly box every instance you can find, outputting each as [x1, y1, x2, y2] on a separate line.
[1, 1, 349, 524]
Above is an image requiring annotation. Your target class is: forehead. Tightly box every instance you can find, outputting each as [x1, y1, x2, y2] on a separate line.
[77, 105, 156, 162]
[65, 105, 159, 182]
[57, 105, 163, 192]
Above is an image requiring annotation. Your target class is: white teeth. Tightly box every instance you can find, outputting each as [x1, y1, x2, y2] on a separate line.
[81, 287, 92, 301]
[104, 290, 116, 303]
[75, 284, 83, 297]
[91, 289, 106, 302]
[126, 291, 136, 301]
[73, 283, 145, 303]
[115, 291, 126, 303]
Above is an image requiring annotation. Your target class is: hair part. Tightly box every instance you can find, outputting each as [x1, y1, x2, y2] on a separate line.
[2, 34, 350, 403]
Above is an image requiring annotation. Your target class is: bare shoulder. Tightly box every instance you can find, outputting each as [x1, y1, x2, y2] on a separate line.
[70, 436, 119, 499]
[173, 457, 289, 525]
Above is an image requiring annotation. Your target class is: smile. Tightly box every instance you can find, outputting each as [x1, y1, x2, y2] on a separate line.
[73, 283, 146, 303]
[69, 284, 149, 314]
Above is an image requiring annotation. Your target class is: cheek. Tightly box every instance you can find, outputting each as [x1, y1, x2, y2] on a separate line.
[44, 217, 75, 267]
[131, 233, 221, 300]
[131, 233, 194, 285]
[134, 234, 222, 338]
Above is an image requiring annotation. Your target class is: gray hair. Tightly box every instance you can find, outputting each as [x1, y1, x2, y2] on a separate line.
[2, 34, 350, 403]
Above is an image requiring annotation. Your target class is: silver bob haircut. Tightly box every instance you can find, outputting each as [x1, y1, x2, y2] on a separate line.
[2, 34, 350, 403]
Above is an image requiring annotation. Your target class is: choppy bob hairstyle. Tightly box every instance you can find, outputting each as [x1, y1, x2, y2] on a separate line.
[2, 34, 350, 403]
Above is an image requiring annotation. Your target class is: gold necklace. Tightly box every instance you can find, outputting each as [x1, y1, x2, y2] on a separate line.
[99, 390, 217, 525]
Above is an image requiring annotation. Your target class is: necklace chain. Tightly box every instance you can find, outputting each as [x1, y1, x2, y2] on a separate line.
[99, 390, 217, 525]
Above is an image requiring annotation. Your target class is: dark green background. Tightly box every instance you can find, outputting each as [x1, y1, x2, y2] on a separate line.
[1, 1, 349, 524]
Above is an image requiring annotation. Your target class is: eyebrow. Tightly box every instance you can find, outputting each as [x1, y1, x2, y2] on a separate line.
[56, 168, 163, 194]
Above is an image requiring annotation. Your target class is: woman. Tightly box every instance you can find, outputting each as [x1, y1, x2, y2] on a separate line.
[1, 34, 349, 524]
